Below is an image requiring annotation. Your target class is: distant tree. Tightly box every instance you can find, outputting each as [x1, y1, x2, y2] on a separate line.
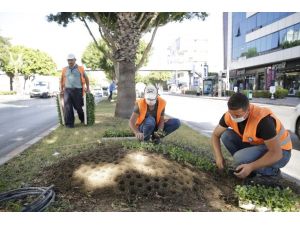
[82, 39, 149, 81]
[48, 12, 208, 118]
[2, 45, 57, 92]
[0, 35, 11, 70]
[147, 71, 172, 87]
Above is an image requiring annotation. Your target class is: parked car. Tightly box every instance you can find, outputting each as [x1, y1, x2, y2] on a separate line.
[102, 87, 109, 96]
[290, 104, 300, 138]
[91, 88, 103, 97]
[30, 81, 57, 98]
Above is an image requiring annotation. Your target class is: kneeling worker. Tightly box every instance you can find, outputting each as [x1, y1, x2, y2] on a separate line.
[129, 84, 181, 143]
[211, 93, 291, 179]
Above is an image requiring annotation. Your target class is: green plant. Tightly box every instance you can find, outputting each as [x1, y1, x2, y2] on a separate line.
[0, 91, 16, 95]
[184, 90, 197, 95]
[253, 90, 271, 98]
[103, 129, 134, 137]
[235, 184, 299, 212]
[85, 92, 95, 126]
[122, 141, 216, 173]
[274, 87, 288, 99]
[281, 40, 300, 49]
[56, 94, 63, 125]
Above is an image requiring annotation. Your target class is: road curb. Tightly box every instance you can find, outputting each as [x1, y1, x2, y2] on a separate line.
[0, 124, 59, 166]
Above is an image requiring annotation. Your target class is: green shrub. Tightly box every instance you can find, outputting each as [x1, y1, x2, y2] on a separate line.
[296, 91, 300, 98]
[274, 87, 288, 99]
[253, 90, 270, 98]
[0, 91, 16, 95]
[226, 90, 235, 96]
[235, 184, 299, 212]
[86, 92, 95, 126]
[184, 90, 197, 95]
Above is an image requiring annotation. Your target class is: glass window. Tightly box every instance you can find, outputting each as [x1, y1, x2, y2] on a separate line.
[273, 12, 280, 21]
[247, 15, 256, 33]
[266, 34, 272, 50]
[260, 13, 268, 26]
[267, 13, 274, 24]
[271, 32, 279, 49]
[293, 23, 300, 41]
[256, 13, 262, 28]
[260, 36, 267, 52]
[286, 26, 294, 42]
[279, 28, 287, 44]
[255, 39, 261, 53]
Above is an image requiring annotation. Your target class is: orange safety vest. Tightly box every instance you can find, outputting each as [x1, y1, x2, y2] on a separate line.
[135, 96, 166, 127]
[224, 104, 292, 150]
[61, 65, 86, 95]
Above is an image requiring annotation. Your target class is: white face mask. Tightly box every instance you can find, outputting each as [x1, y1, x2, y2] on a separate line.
[230, 112, 248, 123]
[146, 99, 156, 106]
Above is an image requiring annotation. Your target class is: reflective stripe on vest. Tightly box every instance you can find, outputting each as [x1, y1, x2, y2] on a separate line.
[135, 96, 166, 127]
[61, 66, 86, 95]
[224, 104, 292, 150]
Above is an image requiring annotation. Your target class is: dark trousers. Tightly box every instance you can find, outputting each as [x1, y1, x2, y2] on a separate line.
[64, 88, 84, 126]
[108, 91, 113, 100]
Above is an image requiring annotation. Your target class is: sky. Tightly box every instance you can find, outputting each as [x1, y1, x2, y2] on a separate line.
[0, 12, 223, 72]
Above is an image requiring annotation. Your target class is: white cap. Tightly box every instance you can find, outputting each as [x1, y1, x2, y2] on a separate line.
[67, 53, 76, 60]
[144, 84, 158, 99]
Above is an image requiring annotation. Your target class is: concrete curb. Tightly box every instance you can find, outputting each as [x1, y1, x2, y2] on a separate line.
[0, 124, 59, 166]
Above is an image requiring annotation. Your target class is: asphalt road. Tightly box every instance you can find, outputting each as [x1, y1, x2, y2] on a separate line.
[162, 94, 300, 184]
[0, 98, 58, 159]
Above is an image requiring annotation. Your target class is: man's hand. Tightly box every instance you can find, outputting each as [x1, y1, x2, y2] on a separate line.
[85, 87, 90, 93]
[154, 129, 166, 138]
[135, 132, 144, 141]
[234, 164, 253, 179]
[215, 156, 226, 171]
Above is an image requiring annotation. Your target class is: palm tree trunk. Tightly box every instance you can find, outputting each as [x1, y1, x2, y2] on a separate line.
[115, 61, 136, 118]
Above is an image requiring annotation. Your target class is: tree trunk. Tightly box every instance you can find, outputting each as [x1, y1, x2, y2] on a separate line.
[9, 75, 13, 91]
[115, 61, 136, 118]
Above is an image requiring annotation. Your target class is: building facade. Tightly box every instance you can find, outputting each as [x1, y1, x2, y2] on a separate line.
[225, 12, 300, 95]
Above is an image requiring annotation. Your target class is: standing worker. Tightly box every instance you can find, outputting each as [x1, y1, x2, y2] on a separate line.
[108, 80, 116, 101]
[60, 53, 90, 128]
[211, 93, 291, 181]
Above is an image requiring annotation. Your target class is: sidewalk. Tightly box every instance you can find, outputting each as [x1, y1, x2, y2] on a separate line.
[165, 92, 300, 107]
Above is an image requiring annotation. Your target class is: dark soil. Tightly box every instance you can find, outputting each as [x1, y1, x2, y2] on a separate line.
[33, 144, 241, 211]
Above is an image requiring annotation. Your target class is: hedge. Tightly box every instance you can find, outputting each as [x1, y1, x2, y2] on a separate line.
[0, 91, 16, 95]
[56, 92, 95, 126]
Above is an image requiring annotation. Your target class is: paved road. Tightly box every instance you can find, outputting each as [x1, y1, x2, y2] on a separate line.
[162, 94, 300, 184]
[0, 98, 58, 160]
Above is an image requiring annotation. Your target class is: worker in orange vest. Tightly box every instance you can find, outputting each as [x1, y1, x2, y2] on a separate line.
[129, 84, 180, 144]
[60, 53, 90, 128]
[211, 93, 291, 180]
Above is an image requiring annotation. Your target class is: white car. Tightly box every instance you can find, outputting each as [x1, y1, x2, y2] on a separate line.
[91, 88, 103, 97]
[290, 104, 300, 138]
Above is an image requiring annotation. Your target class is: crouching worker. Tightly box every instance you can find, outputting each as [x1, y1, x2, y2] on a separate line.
[211, 93, 291, 180]
[129, 84, 181, 144]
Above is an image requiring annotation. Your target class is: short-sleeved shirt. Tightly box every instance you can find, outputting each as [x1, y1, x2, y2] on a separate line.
[219, 114, 277, 140]
[65, 65, 87, 88]
[133, 101, 165, 121]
